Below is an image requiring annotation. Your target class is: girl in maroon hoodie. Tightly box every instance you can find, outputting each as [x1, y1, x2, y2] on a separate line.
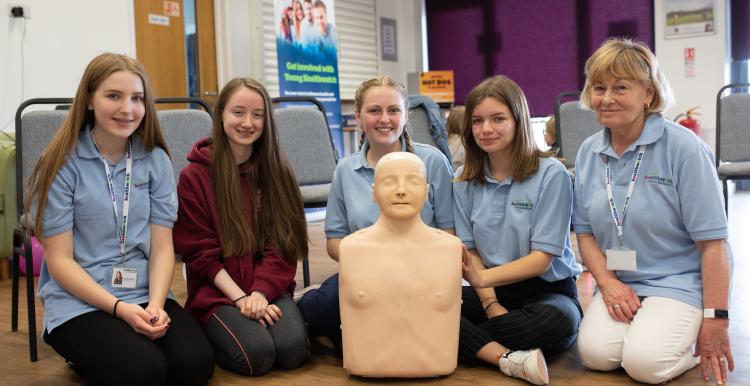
[174, 78, 309, 376]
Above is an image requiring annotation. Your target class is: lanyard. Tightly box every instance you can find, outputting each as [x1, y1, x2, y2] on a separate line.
[605, 145, 646, 248]
[95, 138, 133, 265]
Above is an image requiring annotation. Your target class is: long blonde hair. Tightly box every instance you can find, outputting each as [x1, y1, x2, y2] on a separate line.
[458, 75, 552, 184]
[209, 78, 307, 263]
[355, 76, 414, 153]
[25, 53, 168, 236]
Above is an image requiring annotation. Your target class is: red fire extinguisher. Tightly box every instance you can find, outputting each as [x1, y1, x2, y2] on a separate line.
[674, 106, 701, 136]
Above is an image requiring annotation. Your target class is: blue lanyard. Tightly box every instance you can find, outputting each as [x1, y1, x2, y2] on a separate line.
[94, 136, 133, 265]
[605, 145, 646, 248]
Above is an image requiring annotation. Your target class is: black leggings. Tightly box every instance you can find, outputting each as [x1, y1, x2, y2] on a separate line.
[204, 295, 309, 376]
[459, 277, 583, 361]
[45, 298, 214, 386]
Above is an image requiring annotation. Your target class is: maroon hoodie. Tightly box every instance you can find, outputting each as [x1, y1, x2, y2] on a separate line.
[173, 138, 297, 327]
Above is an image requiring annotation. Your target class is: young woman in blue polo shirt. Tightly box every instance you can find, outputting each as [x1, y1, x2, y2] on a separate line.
[455, 76, 582, 385]
[25, 53, 214, 386]
[297, 76, 454, 351]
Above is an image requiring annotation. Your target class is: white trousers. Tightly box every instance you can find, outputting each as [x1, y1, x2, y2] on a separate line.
[577, 293, 702, 384]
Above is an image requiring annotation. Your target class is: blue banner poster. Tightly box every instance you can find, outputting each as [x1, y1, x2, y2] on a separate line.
[275, 0, 343, 155]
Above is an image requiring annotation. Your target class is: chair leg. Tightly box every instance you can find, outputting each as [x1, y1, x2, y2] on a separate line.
[723, 179, 729, 217]
[303, 258, 311, 288]
[23, 236, 38, 362]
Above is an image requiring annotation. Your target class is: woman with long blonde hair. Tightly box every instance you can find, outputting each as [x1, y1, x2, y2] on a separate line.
[28, 53, 214, 386]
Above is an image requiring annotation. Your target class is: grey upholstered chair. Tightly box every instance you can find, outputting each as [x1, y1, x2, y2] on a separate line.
[555, 92, 605, 170]
[156, 101, 213, 179]
[716, 84, 750, 215]
[407, 95, 452, 161]
[408, 107, 438, 148]
[12, 98, 72, 362]
[272, 96, 339, 287]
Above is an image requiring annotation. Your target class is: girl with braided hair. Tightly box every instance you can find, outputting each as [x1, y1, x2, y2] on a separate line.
[297, 76, 454, 352]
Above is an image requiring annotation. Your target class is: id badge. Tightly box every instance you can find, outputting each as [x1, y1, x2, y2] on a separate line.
[606, 248, 637, 271]
[111, 267, 138, 288]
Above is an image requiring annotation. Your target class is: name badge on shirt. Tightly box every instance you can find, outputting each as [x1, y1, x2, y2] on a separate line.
[111, 267, 137, 289]
[606, 249, 637, 271]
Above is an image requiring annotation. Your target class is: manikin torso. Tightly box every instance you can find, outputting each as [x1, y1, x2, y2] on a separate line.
[339, 152, 462, 377]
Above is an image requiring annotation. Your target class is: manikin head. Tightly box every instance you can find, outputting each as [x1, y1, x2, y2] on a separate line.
[372, 152, 428, 220]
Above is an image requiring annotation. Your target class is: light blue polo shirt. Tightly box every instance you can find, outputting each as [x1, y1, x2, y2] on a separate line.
[572, 114, 729, 309]
[37, 126, 178, 333]
[453, 157, 582, 282]
[325, 140, 454, 238]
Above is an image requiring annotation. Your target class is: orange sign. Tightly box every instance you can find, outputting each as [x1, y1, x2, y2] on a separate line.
[164, 1, 180, 17]
[419, 71, 454, 103]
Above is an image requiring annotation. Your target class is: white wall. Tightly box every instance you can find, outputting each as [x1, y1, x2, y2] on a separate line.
[0, 0, 134, 131]
[214, 0, 263, 87]
[654, 0, 730, 151]
[375, 0, 424, 83]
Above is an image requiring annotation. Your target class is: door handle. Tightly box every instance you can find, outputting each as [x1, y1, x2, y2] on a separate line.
[203, 91, 218, 96]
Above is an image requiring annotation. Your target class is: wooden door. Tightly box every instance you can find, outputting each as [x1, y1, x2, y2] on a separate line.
[134, 0, 188, 109]
[196, 0, 218, 108]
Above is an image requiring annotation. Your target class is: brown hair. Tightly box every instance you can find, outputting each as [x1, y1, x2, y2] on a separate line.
[355, 76, 414, 152]
[581, 38, 674, 113]
[446, 105, 466, 137]
[209, 78, 307, 263]
[25, 53, 168, 236]
[545, 116, 556, 139]
[458, 75, 552, 184]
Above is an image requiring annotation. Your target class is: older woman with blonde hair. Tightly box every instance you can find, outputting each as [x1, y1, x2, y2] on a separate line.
[574, 38, 733, 384]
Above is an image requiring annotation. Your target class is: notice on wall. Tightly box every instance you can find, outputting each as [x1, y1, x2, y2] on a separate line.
[164, 1, 180, 17]
[148, 14, 170, 26]
[684, 47, 695, 78]
[419, 71, 455, 104]
[665, 0, 716, 39]
[380, 18, 397, 61]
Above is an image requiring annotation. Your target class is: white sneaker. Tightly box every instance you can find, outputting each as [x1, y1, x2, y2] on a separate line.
[293, 284, 321, 302]
[498, 348, 549, 385]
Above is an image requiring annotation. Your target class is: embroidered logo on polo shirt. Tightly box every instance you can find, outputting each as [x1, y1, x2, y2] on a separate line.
[133, 178, 150, 190]
[644, 171, 673, 186]
[511, 199, 533, 210]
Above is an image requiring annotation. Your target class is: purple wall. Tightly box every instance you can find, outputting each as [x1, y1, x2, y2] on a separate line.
[427, 0, 654, 116]
[731, 0, 750, 60]
[427, 3, 485, 109]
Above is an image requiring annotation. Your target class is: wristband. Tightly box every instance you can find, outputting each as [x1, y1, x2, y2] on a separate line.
[233, 294, 249, 303]
[113, 299, 122, 317]
[703, 309, 729, 319]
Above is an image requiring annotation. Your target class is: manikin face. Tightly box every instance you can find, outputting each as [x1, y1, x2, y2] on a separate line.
[222, 87, 265, 162]
[590, 75, 654, 133]
[372, 153, 428, 220]
[89, 71, 145, 144]
[471, 97, 516, 156]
